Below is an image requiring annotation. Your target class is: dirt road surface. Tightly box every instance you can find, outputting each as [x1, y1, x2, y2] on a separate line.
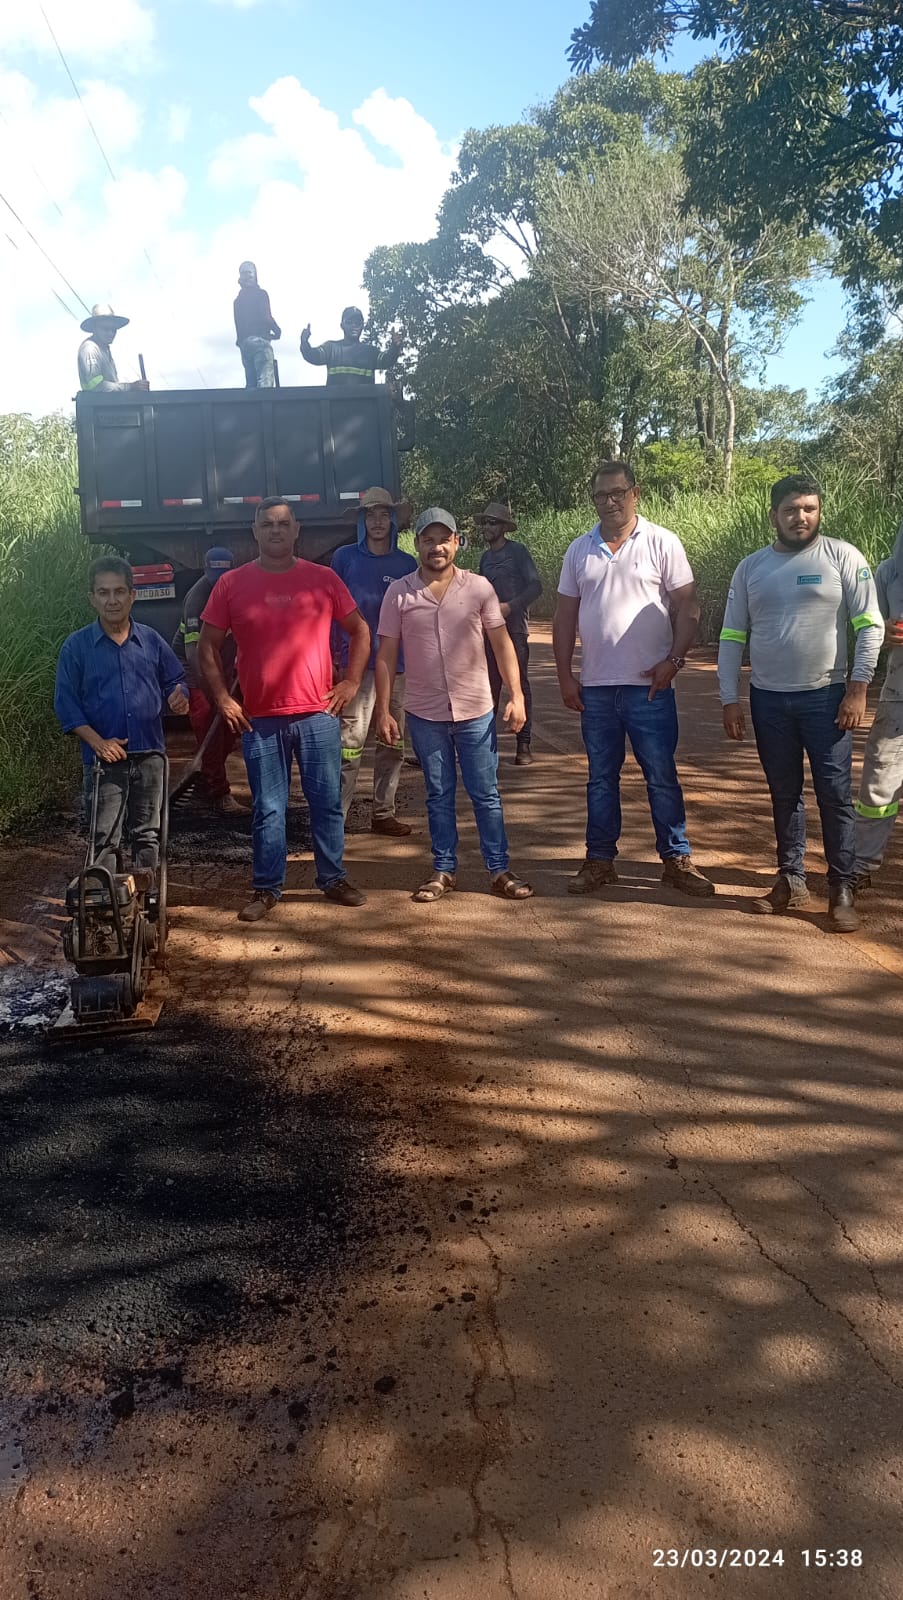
[1, 628, 902, 1600]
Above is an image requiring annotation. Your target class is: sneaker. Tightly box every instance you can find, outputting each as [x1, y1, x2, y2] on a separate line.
[750, 874, 811, 915]
[568, 859, 619, 894]
[828, 884, 860, 932]
[238, 890, 277, 923]
[852, 872, 872, 895]
[322, 878, 367, 907]
[661, 855, 715, 897]
[213, 793, 249, 816]
[515, 741, 533, 766]
[371, 815, 412, 837]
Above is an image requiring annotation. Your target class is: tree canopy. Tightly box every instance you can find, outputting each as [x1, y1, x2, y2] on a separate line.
[568, 1, 903, 293]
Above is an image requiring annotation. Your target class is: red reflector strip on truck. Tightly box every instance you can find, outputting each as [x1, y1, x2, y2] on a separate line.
[278, 494, 321, 504]
[101, 499, 143, 508]
[222, 496, 262, 505]
[132, 564, 174, 584]
[162, 498, 203, 507]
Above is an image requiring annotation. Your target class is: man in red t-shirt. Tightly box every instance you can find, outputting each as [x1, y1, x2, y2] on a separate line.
[199, 497, 371, 921]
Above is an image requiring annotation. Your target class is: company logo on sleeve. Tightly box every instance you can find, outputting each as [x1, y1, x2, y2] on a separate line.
[797, 574, 822, 586]
[858, 566, 871, 582]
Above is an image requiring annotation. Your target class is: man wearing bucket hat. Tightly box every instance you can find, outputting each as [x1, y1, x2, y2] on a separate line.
[172, 547, 247, 816]
[300, 306, 402, 386]
[477, 501, 543, 766]
[375, 508, 534, 902]
[331, 487, 417, 834]
[77, 305, 149, 394]
[233, 261, 281, 388]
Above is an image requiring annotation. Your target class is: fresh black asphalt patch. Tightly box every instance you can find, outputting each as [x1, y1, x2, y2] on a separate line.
[0, 1012, 400, 1379]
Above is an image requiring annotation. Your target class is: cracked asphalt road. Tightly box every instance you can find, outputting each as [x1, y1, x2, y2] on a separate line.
[1, 628, 902, 1599]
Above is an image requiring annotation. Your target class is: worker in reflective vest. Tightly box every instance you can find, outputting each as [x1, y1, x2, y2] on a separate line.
[77, 304, 149, 394]
[300, 305, 402, 385]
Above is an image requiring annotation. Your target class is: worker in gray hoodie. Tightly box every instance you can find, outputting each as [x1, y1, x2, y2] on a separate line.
[854, 518, 903, 889]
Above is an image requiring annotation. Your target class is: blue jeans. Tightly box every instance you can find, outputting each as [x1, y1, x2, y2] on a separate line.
[242, 713, 344, 895]
[239, 336, 275, 388]
[580, 685, 690, 862]
[407, 710, 509, 875]
[750, 683, 854, 886]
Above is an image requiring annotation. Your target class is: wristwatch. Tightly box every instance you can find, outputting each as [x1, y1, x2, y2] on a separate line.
[668, 656, 686, 670]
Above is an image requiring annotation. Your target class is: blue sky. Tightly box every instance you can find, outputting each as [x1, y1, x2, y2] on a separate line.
[0, 0, 846, 415]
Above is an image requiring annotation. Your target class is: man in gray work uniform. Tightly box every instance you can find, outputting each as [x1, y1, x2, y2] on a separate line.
[718, 473, 882, 931]
[853, 519, 903, 890]
[77, 304, 149, 394]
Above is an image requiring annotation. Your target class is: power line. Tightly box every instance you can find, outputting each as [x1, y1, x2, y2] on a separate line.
[0, 107, 64, 219]
[0, 188, 90, 315]
[38, 4, 117, 183]
[35, 4, 210, 387]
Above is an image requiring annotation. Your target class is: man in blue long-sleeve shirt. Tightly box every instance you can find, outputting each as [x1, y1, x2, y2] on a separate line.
[477, 501, 543, 766]
[54, 557, 188, 876]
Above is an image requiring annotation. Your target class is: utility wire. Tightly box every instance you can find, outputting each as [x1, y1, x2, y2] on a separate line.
[0, 107, 64, 219]
[0, 188, 90, 315]
[37, 2, 209, 387]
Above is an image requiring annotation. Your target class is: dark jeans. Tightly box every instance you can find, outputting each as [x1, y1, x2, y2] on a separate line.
[407, 709, 509, 875]
[82, 752, 164, 871]
[750, 682, 855, 886]
[242, 713, 344, 895]
[580, 685, 690, 862]
[486, 630, 532, 743]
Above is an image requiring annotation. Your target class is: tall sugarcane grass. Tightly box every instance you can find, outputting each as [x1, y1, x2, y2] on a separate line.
[0, 415, 92, 834]
[513, 471, 902, 636]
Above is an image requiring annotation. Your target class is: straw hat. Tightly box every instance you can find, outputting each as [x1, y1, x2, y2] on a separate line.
[80, 303, 129, 333]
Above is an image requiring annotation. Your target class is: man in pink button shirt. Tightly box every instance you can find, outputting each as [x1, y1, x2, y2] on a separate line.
[375, 507, 534, 902]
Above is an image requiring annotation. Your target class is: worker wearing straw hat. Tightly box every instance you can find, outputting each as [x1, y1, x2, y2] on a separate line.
[476, 500, 542, 766]
[77, 304, 149, 394]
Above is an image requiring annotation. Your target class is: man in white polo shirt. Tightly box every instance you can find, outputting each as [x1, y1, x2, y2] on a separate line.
[553, 460, 713, 897]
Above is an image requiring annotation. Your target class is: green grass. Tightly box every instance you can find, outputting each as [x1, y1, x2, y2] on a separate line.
[0, 415, 91, 835]
[511, 474, 903, 637]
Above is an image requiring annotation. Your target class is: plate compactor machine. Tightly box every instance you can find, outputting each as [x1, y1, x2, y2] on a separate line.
[53, 753, 169, 1038]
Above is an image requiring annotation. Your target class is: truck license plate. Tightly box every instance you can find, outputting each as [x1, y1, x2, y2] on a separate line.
[136, 584, 176, 600]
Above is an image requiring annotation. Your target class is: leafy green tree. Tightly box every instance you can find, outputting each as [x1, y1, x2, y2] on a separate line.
[822, 333, 903, 493]
[538, 139, 823, 482]
[567, 1, 903, 291]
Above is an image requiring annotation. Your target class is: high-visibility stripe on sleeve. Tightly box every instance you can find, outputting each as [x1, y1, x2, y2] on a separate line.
[852, 612, 882, 631]
[855, 798, 899, 819]
[81, 374, 104, 391]
[182, 629, 200, 645]
[719, 628, 747, 643]
[341, 746, 364, 761]
[328, 365, 375, 378]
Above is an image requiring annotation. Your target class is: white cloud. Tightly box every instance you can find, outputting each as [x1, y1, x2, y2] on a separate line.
[0, 0, 154, 65]
[166, 104, 190, 145]
[1, 71, 459, 412]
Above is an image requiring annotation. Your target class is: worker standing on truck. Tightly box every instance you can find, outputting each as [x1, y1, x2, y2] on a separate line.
[198, 497, 371, 923]
[233, 261, 281, 388]
[77, 304, 149, 394]
[331, 487, 417, 835]
[172, 547, 247, 816]
[300, 305, 402, 385]
[477, 501, 543, 768]
[54, 556, 188, 881]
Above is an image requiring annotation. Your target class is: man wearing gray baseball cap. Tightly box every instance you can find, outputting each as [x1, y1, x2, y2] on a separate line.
[374, 507, 533, 901]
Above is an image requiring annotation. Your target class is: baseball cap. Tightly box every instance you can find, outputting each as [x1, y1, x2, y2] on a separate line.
[414, 507, 457, 537]
[204, 546, 234, 572]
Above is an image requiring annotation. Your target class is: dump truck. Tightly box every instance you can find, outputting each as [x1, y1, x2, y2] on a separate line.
[74, 383, 407, 638]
